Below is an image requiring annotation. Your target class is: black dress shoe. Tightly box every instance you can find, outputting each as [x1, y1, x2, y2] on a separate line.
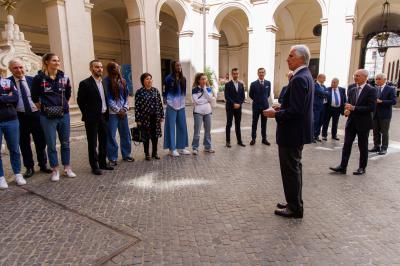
[276, 202, 287, 209]
[123, 157, 134, 162]
[262, 139, 271, 146]
[92, 168, 102, 175]
[322, 137, 328, 141]
[312, 139, 317, 143]
[226, 142, 232, 148]
[353, 168, 365, 175]
[329, 165, 346, 174]
[23, 168, 34, 178]
[109, 160, 117, 166]
[238, 142, 246, 147]
[368, 147, 380, 153]
[378, 149, 387, 155]
[332, 136, 340, 141]
[152, 154, 161, 160]
[40, 167, 53, 174]
[145, 155, 151, 161]
[250, 139, 256, 146]
[274, 208, 303, 219]
[100, 165, 114, 170]
[315, 137, 322, 142]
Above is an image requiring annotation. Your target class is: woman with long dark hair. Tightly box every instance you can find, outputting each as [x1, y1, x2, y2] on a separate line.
[104, 62, 133, 166]
[135, 73, 164, 160]
[163, 61, 190, 157]
[31, 53, 76, 181]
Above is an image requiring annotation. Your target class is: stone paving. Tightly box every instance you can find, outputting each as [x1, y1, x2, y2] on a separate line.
[1, 104, 400, 265]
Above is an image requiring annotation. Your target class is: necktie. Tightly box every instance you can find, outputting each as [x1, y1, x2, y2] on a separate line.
[333, 89, 339, 107]
[260, 80, 264, 86]
[356, 86, 362, 103]
[19, 80, 32, 114]
[378, 87, 382, 98]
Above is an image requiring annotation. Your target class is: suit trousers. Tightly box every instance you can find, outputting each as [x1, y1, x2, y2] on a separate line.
[226, 108, 242, 143]
[84, 113, 108, 170]
[17, 111, 48, 169]
[322, 107, 341, 138]
[340, 122, 370, 169]
[373, 118, 391, 150]
[251, 108, 267, 141]
[278, 145, 304, 214]
[313, 105, 326, 138]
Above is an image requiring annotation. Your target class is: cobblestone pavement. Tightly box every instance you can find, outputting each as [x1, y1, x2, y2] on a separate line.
[1, 105, 400, 265]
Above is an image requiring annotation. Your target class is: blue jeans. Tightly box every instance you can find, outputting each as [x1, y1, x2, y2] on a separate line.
[40, 114, 71, 168]
[192, 113, 212, 150]
[0, 119, 21, 176]
[107, 114, 131, 161]
[163, 106, 188, 150]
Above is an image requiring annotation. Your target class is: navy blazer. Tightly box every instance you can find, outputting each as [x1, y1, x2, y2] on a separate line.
[346, 84, 377, 131]
[8, 75, 34, 90]
[275, 67, 314, 147]
[224, 80, 245, 110]
[374, 84, 397, 119]
[313, 83, 328, 109]
[326, 87, 347, 114]
[278, 86, 288, 104]
[249, 79, 271, 109]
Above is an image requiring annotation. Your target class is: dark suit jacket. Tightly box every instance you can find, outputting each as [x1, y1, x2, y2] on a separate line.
[224, 80, 245, 110]
[8, 76, 34, 90]
[326, 87, 347, 114]
[313, 83, 328, 109]
[77, 76, 109, 122]
[346, 84, 377, 131]
[278, 85, 288, 104]
[375, 84, 397, 119]
[249, 79, 271, 109]
[275, 67, 314, 147]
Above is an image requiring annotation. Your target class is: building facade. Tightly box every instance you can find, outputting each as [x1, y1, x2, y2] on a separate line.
[1, 0, 400, 104]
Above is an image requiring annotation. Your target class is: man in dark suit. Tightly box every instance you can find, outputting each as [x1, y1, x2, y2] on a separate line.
[322, 78, 347, 141]
[225, 68, 245, 147]
[78, 60, 114, 175]
[249, 68, 271, 146]
[278, 71, 293, 105]
[313, 74, 328, 142]
[264, 45, 314, 218]
[330, 69, 377, 175]
[8, 58, 52, 178]
[369, 73, 397, 155]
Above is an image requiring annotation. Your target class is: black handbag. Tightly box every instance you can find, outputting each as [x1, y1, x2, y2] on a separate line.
[130, 126, 142, 143]
[44, 88, 64, 119]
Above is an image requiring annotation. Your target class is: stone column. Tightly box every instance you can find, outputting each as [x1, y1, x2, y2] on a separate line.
[127, 18, 146, 92]
[42, 0, 95, 102]
[207, 32, 220, 88]
[179, 30, 195, 99]
[318, 18, 328, 75]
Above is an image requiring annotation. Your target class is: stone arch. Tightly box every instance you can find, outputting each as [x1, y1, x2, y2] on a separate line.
[270, 0, 327, 19]
[210, 1, 252, 32]
[123, 0, 144, 20]
[155, 0, 190, 32]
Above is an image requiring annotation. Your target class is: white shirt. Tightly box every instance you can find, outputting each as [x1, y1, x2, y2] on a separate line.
[92, 76, 107, 113]
[331, 87, 340, 107]
[356, 82, 367, 100]
[292, 65, 307, 76]
[13, 76, 38, 113]
[233, 80, 239, 92]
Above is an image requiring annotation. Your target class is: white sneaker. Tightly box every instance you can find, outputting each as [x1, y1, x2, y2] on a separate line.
[178, 149, 191, 155]
[64, 169, 77, 178]
[15, 174, 27, 186]
[0, 176, 8, 189]
[50, 171, 60, 182]
[204, 148, 215, 153]
[169, 150, 180, 157]
[192, 149, 198, 155]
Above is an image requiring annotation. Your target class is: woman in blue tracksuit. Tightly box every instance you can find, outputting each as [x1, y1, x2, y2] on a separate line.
[163, 61, 190, 157]
[31, 53, 76, 182]
[104, 62, 133, 166]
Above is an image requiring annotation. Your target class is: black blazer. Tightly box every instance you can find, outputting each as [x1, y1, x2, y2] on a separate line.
[77, 76, 109, 122]
[224, 80, 245, 110]
[249, 79, 271, 109]
[326, 87, 347, 114]
[275, 67, 314, 147]
[375, 84, 397, 119]
[346, 84, 377, 131]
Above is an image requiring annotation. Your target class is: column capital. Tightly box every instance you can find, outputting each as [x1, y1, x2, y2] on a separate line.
[208, 32, 221, 40]
[126, 18, 145, 26]
[265, 25, 278, 33]
[320, 18, 328, 25]
[41, 0, 65, 7]
[251, 0, 269, 6]
[84, 1, 94, 12]
[247, 27, 254, 34]
[179, 30, 194, 38]
[345, 15, 355, 24]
